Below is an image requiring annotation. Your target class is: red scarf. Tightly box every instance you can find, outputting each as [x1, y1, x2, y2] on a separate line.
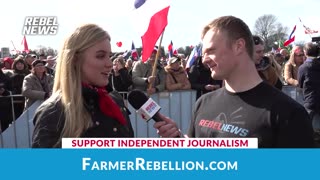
[82, 83, 127, 125]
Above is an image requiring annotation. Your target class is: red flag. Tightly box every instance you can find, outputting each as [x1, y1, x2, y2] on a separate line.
[21, 35, 29, 53]
[132, 0, 171, 62]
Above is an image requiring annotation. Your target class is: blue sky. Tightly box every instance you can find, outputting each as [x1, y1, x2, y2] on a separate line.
[1, 0, 319, 53]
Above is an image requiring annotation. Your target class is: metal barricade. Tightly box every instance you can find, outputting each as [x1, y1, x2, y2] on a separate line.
[281, 85, 304, 105]
[0, 93, 21, 147]
[0, 90, 197, 148]
[0, 96, 40, 148]
[127, 90, 197, 137]
[0, 87, 308, 148]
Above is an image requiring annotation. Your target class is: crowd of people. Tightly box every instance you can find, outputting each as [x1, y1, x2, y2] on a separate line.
[0, 15, 319, 148]
[0, 54, 55, 131]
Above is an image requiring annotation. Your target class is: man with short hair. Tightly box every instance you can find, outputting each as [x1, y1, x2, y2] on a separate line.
[154, 16, 314, 148]
[298, 42, 320, 133]
[253, 35, 282, 90]
[132, 49, 166, 95]
[45, 55, 56, 76]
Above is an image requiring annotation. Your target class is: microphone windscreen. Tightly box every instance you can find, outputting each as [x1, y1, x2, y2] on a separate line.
[128, 90, 149, 110]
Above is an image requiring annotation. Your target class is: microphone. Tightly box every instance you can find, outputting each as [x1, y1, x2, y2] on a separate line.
[127, 90, 163, 122]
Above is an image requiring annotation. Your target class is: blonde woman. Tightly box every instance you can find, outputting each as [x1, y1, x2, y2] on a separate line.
[284, 46, 304, 86]
[32, 24, 134, 148]
[110, 56, 132, 92]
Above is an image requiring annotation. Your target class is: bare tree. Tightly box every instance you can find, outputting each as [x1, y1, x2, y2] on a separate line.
[47, 47, 55, 56]
[294, 41, 306, 47]
[34, 45, 58, 56]
[254, 14, 288, 51]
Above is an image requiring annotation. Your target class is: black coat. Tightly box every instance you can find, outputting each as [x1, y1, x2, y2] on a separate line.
[11, 73, 26, 94]
[298, 58, 320, 113]
[32, 87, 134, 148]
[0, 70, 13, 131]
[188, 58, 222, 99]
[109, 68, 132, 92]
[0, 70, 12, 96]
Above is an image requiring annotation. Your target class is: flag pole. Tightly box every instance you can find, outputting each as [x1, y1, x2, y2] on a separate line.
[148, 29, 165, 91]
[10, 40, 18, 53]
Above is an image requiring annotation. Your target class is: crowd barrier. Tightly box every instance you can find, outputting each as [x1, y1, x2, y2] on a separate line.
[0, 94, 25, 132]
[281, 85, 304, 105]
[0, 100, 40, 148]
[0, 86, 305, 148]
[127, 90, 197, 138]
[0, 90, 197, 148]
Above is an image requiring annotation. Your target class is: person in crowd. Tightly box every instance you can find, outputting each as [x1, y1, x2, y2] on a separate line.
[253, 36, 282, 90]
[153, 16, 314, 148]
[188, 56, 222, 99]
[0, 58, 3, 66]
[45, 55, 57, 76]
[24, 54, 36, 70]
[125, 58, 133, 73]
[109, 56, 132, 92]
[0, 68, 13, 132]
[179, 54, 187, 70]
[298, 42, 320, 135]
[164, 56, 191, 91]
[160, 57, 168, 67]
[132, 49, 166, 95]
[284, 46, 304, 87]
[274, 53, 285, 66]
[39, 54, 46, 61]
[280, 49, 290, 62]
[11, 58, 30, 94]
[2, 57, 13, 70]
[22, 60, 54, 110]
[0, 68, 12, 96]
[32, 24, 134, 148]
[11, 58, 30, 118]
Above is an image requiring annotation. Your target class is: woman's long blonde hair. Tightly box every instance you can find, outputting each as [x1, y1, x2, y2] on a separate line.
[53, 24, 111, 140]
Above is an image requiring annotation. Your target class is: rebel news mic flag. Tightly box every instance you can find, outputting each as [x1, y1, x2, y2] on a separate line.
[128, 90, 163, 122]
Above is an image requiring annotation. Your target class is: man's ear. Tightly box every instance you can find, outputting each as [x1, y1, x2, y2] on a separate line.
[233, 38, 246, 55]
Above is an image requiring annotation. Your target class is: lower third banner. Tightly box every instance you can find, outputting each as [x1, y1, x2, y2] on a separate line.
[0, 149, 318, 179]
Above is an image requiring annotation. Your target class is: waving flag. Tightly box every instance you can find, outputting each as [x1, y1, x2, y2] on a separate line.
[21, 35, 29, 53]
[186, 46, 198, 69]
[168, 40, 177, 58]
[131, 41, 138, 60]
[284, 25, 296, 47]
[132, 0, 171, 62]
[168, 40, 174, 58]
[299, 18, 318, 34]
[122, 50, 131, 60]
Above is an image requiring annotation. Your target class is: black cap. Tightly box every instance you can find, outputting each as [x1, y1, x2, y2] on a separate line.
[32, 60, 46, 67]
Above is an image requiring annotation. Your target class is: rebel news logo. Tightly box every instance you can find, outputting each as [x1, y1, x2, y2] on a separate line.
[22, 16, 58, 35]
